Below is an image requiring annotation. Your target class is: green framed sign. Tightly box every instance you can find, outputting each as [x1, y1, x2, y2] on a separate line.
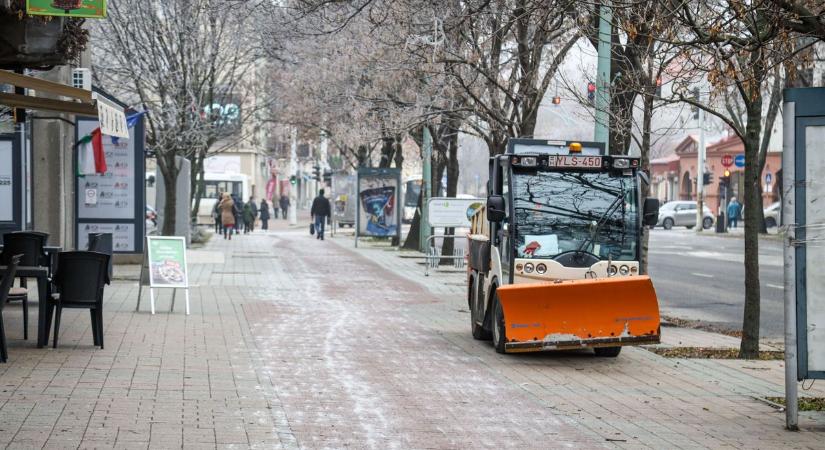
[146, 236, 189, 288]
[26, 0, 107, 19]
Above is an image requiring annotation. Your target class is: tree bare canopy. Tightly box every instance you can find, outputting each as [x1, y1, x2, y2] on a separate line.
[93, 0, 270, 234]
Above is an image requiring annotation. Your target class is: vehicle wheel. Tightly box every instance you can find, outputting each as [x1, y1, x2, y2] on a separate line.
[470, 276, 491, 340]
[491, 291, 507, 354]
[663, 218, 674, 230]
[594, 346, 622, 357]
[703, 217, 713, 229]
[765, 217, 777, 228]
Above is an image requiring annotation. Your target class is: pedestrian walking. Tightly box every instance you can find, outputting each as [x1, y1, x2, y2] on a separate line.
[272, 199, 280, 221]
[218, 193, 236, 240]
[232, 194, 244, 234]
[259, 199, 270, 231]
[248, 196, 258, 232]
[242, 202, 255, 234]
[280, 194, 290, 220]
[311, 189, 331, 240]
[213, 192, 224, 235]
[727, 197, 742, 229]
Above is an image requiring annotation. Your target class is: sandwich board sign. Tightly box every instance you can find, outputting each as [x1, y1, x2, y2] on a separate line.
[136, 236, 190, 315]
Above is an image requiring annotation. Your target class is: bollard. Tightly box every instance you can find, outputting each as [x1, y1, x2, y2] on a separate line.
[715, 212, 726, 233]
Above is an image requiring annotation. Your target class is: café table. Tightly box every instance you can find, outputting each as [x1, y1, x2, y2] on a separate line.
[0, 244, 62, 348]
[0, 264, 51, 347]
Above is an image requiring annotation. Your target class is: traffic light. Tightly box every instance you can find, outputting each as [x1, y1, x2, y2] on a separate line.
[587, 82, 596, 103]
[655, 76, 662, 96]
[312, 165, 321, 182]
[323, 170, 332, 184]
[702, 172, 713, 185]
[552, 96, 561, 105]
[719, 169, 731, 187]
[290, 175, 297, 185]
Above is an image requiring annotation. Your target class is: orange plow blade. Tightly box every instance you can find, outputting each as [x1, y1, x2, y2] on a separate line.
[496, 276, 660, 353]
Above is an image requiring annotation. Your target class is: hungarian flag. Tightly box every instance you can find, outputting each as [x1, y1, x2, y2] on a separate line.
[77, 128, 106, 176]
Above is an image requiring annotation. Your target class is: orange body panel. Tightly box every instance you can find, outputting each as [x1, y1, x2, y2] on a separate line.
[496, 276, 660, 352]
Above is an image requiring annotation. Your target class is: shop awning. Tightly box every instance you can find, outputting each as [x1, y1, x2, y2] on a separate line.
[0, 70, 129, 138]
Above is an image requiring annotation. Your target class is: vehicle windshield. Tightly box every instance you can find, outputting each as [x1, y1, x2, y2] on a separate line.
[512, 170, 638, 261]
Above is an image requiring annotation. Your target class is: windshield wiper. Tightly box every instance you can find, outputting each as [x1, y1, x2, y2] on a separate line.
[577, 190, 625, 253]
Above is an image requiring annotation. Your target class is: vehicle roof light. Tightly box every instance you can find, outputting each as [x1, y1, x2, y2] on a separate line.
[569, 142, 582, 153]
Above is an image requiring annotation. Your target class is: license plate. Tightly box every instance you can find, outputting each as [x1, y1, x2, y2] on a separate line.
[546, 155, 602, 168]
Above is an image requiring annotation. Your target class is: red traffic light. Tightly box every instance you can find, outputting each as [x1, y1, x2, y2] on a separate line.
[587, 82, 596, 93]
[552, 96, 561, 105]
[656, 76, 662, 87]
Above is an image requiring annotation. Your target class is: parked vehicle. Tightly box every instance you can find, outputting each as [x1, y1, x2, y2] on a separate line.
[656, 201, 714, 230]
[467, 138, 661, 356]
[764, 201, 781, 228]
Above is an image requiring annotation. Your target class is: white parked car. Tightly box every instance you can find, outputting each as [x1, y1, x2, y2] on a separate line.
[656, 201, 714, 230]
[763, 201, 781, 228]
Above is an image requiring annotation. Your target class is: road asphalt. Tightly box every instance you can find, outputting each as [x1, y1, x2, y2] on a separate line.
[647, 227, 785, 338]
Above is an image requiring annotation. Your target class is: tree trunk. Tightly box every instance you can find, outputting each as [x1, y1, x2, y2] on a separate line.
[639, 87, 654, 274]
[190, 149, 206, 222]
[440, 129, 460, 264]
[739, 103, 763, 359]
[403, 189, 422, 250]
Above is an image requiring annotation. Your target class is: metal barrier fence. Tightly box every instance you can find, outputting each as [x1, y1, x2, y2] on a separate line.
[424, 234, 466, 276]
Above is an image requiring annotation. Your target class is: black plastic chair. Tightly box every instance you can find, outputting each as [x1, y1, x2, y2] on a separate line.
[0, 232, 47, 341]
[0, 255, 22, 363]
[87, 233, 113, 284]
[50, 251, 109, 349]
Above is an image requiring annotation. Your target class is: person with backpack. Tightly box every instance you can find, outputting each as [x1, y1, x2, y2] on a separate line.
[259, 198, 271, 231]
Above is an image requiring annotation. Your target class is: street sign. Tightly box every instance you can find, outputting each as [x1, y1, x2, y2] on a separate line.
[147, 236, 189, 288]
[721, 155, 733, 167]
[765, 172, 773, 185]
[734, 154, 745, 168]
[427, 197, 484, 228]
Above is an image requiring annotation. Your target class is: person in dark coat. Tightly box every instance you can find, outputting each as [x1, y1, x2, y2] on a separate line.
[242, 202, 254, 234]
[213, 192, 224, 235]
[259, 199, 270, 230]
[247, 196, 258, 232]
[232, 194, 243, 234]
[310, 189, 332, 240]
[279, 194, 290, 220]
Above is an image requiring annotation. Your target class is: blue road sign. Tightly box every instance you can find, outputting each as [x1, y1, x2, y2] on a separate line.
[734, 154, 745, 168]
[766, 172, 772, 185]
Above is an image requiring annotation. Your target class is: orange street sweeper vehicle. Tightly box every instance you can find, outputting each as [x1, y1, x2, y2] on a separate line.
[466, 139, 662, 356]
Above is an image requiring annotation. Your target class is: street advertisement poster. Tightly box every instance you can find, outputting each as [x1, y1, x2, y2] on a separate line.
[332, 172, 356, 225]
[427, 197, 484, 228]
[76, 223, 135, 252]
[0, 141, 12, 222]
[146, 236, 188, 288]
[357, 168, 400, 238]
[26, 0, 107, 18]
[77, 120, 135, 220]
[804, 124, 825, 373]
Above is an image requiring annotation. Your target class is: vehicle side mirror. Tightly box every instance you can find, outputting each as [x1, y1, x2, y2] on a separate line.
[487, 195, 506, 222]
[643, 198, 660, 226]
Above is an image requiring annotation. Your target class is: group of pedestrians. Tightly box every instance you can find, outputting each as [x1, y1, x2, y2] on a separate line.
[214, 193, 292, 240]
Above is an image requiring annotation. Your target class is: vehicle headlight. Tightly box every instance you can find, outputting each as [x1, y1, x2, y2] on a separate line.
[619, 265, 630, 276]
[608, 265, 618, 276]
[536, 263, 547, 274]
[524, 263, 534, 273]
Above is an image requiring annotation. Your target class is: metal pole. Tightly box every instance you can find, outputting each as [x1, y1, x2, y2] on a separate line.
[594, 0, 612, 151]
[289, 128, 298, 226]
[696, 99, 706, 231]
[419, 127, 433, 253]
[782, 101, 799, 430]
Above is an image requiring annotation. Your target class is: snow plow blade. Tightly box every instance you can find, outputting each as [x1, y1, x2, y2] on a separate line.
[496, 276, 660, 353]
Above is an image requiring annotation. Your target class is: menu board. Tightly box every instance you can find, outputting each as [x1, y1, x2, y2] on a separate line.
[77, 120, 135, 220]
[0, 141, 12, 221]
[76, 223, 136, 252]
[146, 236, 188, 288]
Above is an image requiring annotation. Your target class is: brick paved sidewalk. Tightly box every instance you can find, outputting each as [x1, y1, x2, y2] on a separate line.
[0, 228, 821, 449]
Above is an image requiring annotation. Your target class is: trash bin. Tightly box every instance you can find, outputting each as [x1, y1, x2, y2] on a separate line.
[715, 212, 726, 233]
[87, 232, 113, 283]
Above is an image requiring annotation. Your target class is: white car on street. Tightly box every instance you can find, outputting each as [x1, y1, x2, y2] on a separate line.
[656, 201, 714, 230]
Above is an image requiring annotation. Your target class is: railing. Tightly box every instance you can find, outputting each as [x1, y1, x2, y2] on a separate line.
[424, 234, 467, 276]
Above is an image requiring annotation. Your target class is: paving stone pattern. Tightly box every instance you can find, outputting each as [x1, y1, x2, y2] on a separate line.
[0, 228, 820, 449]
